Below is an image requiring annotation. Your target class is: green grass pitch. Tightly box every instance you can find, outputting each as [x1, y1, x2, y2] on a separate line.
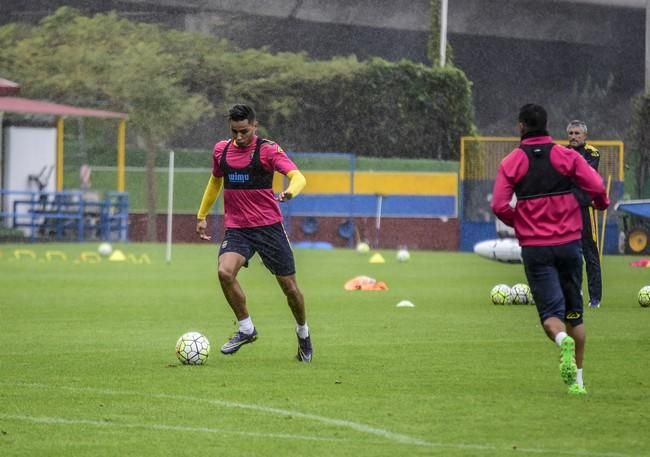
[1, 243, 649, 456]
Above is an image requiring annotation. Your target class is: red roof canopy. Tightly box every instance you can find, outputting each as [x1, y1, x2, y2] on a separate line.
[0, 96, 127, 119]
[0, 78, 21, 96]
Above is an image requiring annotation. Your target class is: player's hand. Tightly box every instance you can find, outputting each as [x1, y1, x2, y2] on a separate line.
[196, 219, 211, 240]
[592, 196, 610, 211]
[276, 191, 292, 202]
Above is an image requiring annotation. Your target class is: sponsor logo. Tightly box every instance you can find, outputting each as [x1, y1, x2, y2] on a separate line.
[228, 172, 249, 183]
[221, 241, 228, 249]
[566, 312, 582, 319]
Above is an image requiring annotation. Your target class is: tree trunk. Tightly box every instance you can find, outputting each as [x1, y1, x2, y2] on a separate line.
[145, 137, 157, 241]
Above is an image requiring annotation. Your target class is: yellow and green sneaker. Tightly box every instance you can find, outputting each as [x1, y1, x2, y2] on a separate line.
[559, 336, 577, 385]
[568, 384, 587, 395]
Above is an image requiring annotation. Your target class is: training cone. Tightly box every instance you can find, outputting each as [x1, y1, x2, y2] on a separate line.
[109, 250, 127, 262]
[396, 300, 415, 308]
[369, 253, 385, 264]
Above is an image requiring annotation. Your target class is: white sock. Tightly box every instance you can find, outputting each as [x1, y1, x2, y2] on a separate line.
[297, 323, 309, 339]
[554, 331, 568, 347]
[576, 368, 584, 387]
[239, 317, 254, 334]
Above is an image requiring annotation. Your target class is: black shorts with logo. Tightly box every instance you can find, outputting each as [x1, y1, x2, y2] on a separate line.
[521, 240, 584, 326]
[219, 222, 295, 276]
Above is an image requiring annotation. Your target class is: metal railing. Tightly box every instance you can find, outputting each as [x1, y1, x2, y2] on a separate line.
[0, 190, 129, 242]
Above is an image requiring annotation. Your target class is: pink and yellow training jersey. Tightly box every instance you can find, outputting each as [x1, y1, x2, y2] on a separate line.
[212, 135, 297, 228]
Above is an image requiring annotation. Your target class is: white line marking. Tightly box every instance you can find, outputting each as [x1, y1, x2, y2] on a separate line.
[0, 414, 356, 443]
[0, 382, 633, 457]
[2, 382, 429, 446]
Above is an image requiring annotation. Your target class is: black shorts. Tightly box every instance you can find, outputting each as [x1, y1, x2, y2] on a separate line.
[219, 222, 296, 276]
[522, 240, 584, 326]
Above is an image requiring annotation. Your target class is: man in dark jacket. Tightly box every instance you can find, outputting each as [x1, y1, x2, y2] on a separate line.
[491, 104, 609, 395]
[567, 120, 602, 309]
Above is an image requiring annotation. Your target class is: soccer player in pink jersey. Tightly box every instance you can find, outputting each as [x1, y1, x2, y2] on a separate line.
[491, 104, 609, 394]
[196, 104, 312, 362]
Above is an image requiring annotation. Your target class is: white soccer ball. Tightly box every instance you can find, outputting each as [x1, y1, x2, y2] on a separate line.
[175, 332, 210, 365]
[511, 283, 532, 305]
[97, 242, 113, 257]
[490, 284, 513, 305]
[356, 242, 370, 253]
[638, 286, 650, 308]
[396, 248, 410, 262]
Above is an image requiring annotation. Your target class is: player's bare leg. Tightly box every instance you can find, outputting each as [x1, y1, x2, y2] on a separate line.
[218, 252, 257, 354]
[218, 252, 249, 320]
[566, 322, 585, 368]
[276, 274, 306, 325]
[276, 274, 312, 362]
[542, 316, 566, 341]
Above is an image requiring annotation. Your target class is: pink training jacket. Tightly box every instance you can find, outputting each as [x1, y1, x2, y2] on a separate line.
[212, 136, 298, 228]
[491, 135, 609, 247]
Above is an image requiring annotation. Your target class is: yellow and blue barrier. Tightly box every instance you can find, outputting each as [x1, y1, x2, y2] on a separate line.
[276, 171, 458, 218]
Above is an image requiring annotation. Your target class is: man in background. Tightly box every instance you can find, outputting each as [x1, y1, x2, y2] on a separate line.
[567, 120, 602, 309]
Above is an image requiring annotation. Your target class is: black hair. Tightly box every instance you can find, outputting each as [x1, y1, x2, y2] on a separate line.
[518, 103, 547, 131]
[228, 104, 256, 123]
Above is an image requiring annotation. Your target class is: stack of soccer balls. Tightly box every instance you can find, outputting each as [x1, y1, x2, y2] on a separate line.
[175, 331, 210, 365]
[490, 283, 534, 305]
[638, 286, 650, 308]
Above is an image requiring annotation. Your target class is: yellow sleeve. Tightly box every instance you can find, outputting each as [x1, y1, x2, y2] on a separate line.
[285, 170, 306, 197]
[197, 175, 223, 219]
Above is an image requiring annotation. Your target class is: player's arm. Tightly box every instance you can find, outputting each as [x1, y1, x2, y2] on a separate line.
[277, 170, 306, 202]
[491, 165, 515, 227]
[490, 149, 523, 227]
[571, 153, 609, 211]
[196, 175, 223, 240]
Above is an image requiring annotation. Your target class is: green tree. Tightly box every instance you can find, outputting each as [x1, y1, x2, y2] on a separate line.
[0, 7, 213, 240]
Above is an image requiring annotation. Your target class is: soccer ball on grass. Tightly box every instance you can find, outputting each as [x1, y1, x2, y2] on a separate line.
[356, 242, 370, 253]
[511, 283, 532, 305]
[490, 284, 513, 305]
[97, 242, 113, 257]
[638, 286, 650, 308]
[175, 331, 210, 365]
[396, 248, 410, 262]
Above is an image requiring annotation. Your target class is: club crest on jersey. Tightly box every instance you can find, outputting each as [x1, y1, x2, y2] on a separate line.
[228, 171, 250, 183]
[585, 144, 600, 157]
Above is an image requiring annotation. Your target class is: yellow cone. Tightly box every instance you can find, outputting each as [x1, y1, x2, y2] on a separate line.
[109, 249, 127, 262]
[369, 253, 385, 264]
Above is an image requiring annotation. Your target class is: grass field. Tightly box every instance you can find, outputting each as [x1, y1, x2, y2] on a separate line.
[1, 243, 649, 456]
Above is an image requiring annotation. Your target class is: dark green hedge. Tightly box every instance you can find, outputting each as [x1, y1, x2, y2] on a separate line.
[229, 58, 474, 161]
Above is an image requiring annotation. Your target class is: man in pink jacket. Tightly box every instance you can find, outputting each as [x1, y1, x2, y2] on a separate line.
[491, 104, 609, 395]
